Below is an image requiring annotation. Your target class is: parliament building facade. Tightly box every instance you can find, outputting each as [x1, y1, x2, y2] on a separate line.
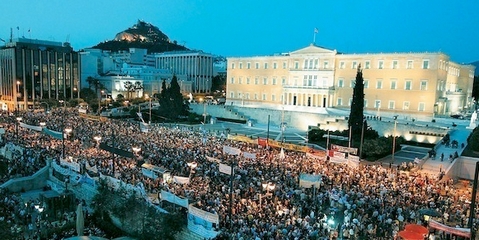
[226, 44, 475, 119]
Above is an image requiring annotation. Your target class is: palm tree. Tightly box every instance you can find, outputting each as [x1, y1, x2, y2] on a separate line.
[134, 81, 143, 98]
[123, 81, 134, 99]
[86, 76, 96, 90]
[92, 79, 105, 100]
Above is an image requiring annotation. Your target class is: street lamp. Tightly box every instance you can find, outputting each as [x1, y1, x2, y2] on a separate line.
[62, 127, 72, 159]
[132, 146, 141, 156]
[145, 94, 152, 124]
[40, 102, 50, 113]
[93, 136, 102, 147]
[15, 117, 22, 144]
[392, 115, 398, 164]
[260, 182, 276, 206]
[39, 122, 46, 128]
[16, 80, 21, 111]
[187, 162, 198, 180]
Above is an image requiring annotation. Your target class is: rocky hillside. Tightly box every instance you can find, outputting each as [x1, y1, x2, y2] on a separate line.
[92, 20, 188, 53]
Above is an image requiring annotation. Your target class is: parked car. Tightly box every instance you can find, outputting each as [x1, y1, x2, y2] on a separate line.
[450, 114, 464, 119]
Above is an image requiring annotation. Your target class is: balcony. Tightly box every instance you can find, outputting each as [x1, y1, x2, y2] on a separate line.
[283, 85, 335, 90]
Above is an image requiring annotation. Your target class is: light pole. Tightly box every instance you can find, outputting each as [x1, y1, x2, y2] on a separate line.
[59, 100, 66, 159]
[392, 115, 398, 164]
[16, 80, 21, 111]
[40, 102, 50, 113]
[15, 117, 22, 144]
[259, 182, 275, 206]
[359, 119, 366, 159]
[93, 136, 101, 148]
[145, 94, 152, 124]
[63, 127, 72, 158]
[187, 162, 198, 181]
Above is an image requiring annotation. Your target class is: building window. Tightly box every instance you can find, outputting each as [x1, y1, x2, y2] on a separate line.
[375, 100, 381, 109]
[403, 101, 410, 110]
[255, 63, 259, 69]
[263, 78, 268, 85]
[348, 98, 353, 106]
[352, 61, 357, 69]
[273, 62, 277, 69]
[423, 60, 429, 69]
[324, 61, 329, 69]
[364, 99, 368, 107]
[254, 93, 258, 100]
[420, 80, 427, 90]
[314, 59, 319, 69]
[340, 61, 345, 69]
[239, 63, 243, 69]
[407, 60, 413, 69]
[283, 62, 287, 69]
[392, 60, 398, 69]
[388, 101, 395, 109]
[282, 78, 286, 85]
[364, 79, 369, 88]
[246, 93, 250, 99]
[231, 63, 235, 69]
[405, 80, 412, 90]
[264, 63, 268, 69]
[247, 62, 251, 69]
[255, 77, 259, 85]
[262, 94, 266, 100]
[350, 79, 356, 88]
[378, 61, 384, 69]
[376, 79, 382, 89]
[337, 98, 342, 106]
[418, 102, 425, 111]
[230, 92, 234, 98]
[338, 79, 344, 87]
[390, 79, 397, 89]
[272, 78, 277, 85]
[365, 61, 370, 69]
[272, 94, 276, 101]
[246, 78, 250, 84]
[230, 77, 234, 84]
[294, 61, 299, 69]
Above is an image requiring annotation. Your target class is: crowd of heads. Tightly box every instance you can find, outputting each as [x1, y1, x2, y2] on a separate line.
[0, 109, 477, 239]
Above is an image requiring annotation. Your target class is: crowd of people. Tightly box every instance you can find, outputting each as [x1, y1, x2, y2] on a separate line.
[0, 108, 477, 239]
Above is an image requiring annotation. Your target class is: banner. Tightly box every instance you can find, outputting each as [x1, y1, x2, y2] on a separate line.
[173, 176, 190, 184]
[257, 138, 268, 147]
[60, 159, 81, 172]
[42, 128, 63, 140]
[142, 168, 158, 179]
[99, 143, 135, 159]
[188, 204, 219, 224]
[205, 156, 221, 163]
[227, 135, 257, 144]
[331, 144, 358, 155]
[223, 146, 241, 155]
[299, 173, 322, 188]
[160, 190, 189, 208]
[19, 122, 43, 132]
[140, 122, 149, 133]
[306, 152, 324, 160]
[428, 219, 470, 238]
[348, 155, 360, 168]
[243, 152, 256, 160]
[219, 163, 233, 175]
[52, 161, 71, 175]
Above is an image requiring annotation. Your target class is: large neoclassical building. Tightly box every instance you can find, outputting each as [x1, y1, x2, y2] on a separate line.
[226, 44, 475, 119]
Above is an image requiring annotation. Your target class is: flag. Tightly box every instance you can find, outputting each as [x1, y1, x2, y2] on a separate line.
[219, 163, 233, 175]
[279, 148, 285, 160]
[314, 28, 319, 33]
[16, 26, 19, 30]
[28, 29, 30, 33]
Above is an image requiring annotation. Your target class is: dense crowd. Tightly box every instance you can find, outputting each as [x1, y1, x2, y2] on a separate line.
[0, 108, 477, 239]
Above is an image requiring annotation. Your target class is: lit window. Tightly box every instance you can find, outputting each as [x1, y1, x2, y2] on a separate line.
[338, 79, 344, 87]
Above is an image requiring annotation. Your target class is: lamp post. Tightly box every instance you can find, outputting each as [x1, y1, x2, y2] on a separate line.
[16, 80, 21, 111]
[392, 115, 398, 164]
[132, 146, 141, 157]
[145, 94, 152, 124]
[63, 127, 72, 158]
[259, 182, 276, 206]
[93, 136, 101, 148]
[59, 100, 66, 159]
[40, 102, 50, 113]
[15, 117, 22, 144]
[187, 162, 198, 181]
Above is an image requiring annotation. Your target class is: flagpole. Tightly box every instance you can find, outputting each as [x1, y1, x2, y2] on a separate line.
[228, 161, 235, 229]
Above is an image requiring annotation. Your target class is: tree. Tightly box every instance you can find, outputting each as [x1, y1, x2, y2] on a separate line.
[211, 74, 226, 92]
[348, 64, 365, 144]
[86, 76, 96, 90]
[134, 81, 143, 98]
[80, 88, 97, 104]
[124, 81, 134, 99]
[472, 76, 479, 109]
[157, 75, 189, 120]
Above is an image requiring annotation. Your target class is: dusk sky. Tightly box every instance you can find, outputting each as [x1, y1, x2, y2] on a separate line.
[1, 0, 478, 63]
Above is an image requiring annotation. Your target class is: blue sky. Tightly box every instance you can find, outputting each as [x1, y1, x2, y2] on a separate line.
[1, 0, 478, 63]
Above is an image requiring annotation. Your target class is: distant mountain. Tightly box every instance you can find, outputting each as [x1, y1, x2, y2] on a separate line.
[470, 61, 479, 76]
[91, 20, 188, 53]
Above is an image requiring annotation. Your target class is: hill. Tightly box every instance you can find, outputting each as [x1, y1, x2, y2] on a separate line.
[91, 20, 188, 53]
